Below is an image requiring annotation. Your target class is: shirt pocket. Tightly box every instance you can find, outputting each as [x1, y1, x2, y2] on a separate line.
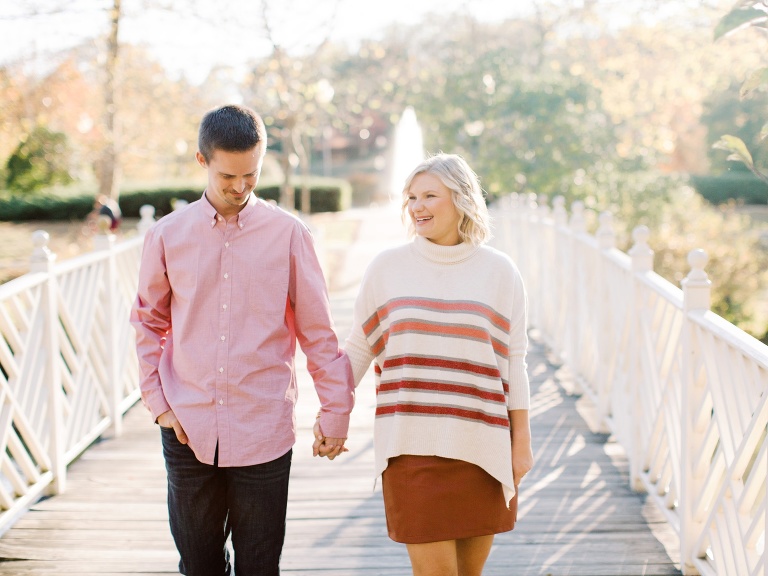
[249, 266, 289, 315]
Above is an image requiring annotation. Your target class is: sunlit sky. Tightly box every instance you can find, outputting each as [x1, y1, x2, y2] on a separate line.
[0, 0, 536, 84]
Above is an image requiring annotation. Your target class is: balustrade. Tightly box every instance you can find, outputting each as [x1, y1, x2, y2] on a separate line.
[0, 195, 765, 576]
[493, 194, 768, 576]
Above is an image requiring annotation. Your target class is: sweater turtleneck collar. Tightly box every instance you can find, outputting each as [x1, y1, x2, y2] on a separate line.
[413, 234, 480, 264]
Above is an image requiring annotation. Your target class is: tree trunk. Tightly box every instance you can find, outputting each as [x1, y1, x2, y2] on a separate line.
[99, 0, 121, 201]
[279, 119, 296, 212]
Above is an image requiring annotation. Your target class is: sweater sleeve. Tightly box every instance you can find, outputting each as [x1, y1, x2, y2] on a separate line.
[345, 323, 375, 387]
[507, 266, 530, 410]
[343, 265, 377, 386]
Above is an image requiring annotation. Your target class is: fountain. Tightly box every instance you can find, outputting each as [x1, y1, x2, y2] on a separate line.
[387, 106, 425, 203]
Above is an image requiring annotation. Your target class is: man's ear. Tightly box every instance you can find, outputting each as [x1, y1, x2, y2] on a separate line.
[195, 151, 207, 168]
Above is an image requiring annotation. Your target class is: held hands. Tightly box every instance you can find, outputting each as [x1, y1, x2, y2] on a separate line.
[312, 416, 348, 460]
[157, 409, 188, 445]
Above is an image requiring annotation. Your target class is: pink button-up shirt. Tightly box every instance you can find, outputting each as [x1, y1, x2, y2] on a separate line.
[130, 192, 354, 467]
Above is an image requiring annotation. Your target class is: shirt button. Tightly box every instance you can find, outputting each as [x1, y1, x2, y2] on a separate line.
[219, 367, 224, 373]
[238, 223, 243, 229]
[224, 273, 229, 279]
[218, 216, 223, 222]
[220, 335, 226, 341]
[225, 242, 230, 248]
[219, 399, 224, 405]
[222, 304, 228, 310]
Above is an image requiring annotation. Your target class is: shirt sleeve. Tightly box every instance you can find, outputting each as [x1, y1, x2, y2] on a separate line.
[507, 266, 530, 410]
[289, 222, 355, 439]
[129, 226, 173, 421]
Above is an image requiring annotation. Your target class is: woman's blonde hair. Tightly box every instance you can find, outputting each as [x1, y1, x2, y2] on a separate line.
[400, 153, 492, 246]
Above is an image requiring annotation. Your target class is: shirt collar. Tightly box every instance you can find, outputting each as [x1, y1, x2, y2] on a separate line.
[200, 191, 260, 228]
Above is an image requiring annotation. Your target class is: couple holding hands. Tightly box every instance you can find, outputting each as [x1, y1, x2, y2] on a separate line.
[130, 104, 533, 576]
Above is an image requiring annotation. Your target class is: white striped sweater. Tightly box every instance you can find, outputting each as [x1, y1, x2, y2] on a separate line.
[345, 235, 530, 505]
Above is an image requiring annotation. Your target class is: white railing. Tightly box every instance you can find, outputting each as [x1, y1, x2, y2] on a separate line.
[0, 208, 155, 534]
[493, 193, 768, 576]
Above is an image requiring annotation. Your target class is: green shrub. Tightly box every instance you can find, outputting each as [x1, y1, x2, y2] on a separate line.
[256, 176, 352, 213]
[0, 194, 93, 221]
[690, 173, 768, 205]
[0, 177, 352, 222]
[117, 188, 201, 220]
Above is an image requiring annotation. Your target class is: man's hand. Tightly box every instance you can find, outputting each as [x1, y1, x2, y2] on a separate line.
[157, 410, 188, 445]
[312, 418, 348, 460]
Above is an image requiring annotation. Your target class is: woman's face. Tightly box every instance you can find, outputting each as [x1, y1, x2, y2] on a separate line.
[406, 172, 462, 246]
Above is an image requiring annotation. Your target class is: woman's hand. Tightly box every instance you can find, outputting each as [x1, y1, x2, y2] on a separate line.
[511, 436, 534, 487]
[312, 418, 348, 460]
[509, 409, 533, 487]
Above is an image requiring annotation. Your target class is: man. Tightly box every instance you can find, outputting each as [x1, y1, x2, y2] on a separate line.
[130, 104, 353, 576]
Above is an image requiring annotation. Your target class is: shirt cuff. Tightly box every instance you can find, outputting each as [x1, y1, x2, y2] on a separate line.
[142, 388, 172, 423]
[318, 411, 350, 439]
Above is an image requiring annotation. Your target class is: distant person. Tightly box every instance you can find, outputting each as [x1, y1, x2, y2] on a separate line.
[130, 104, 354, 576]
[88, 194, 122, 232]
[314, 153, 533, 575]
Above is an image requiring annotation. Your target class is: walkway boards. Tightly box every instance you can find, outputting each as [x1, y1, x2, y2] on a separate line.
[0, 207, 682, 575]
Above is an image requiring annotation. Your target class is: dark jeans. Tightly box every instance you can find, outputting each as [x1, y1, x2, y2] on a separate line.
[160, 427, 292, 576]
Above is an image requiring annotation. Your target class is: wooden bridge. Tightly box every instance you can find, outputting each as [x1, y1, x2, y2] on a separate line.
[0, 199, 763, 575]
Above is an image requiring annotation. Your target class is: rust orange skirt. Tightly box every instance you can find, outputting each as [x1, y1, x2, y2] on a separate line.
[381, 455, 517, 544]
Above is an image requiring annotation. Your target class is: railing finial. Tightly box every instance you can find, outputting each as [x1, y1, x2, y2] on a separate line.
[597, 211, 616, 249]
[569, 200, 586, 233]
[552, 196, 567, 227]
[629, 225, 653, 272]
[30, 230, 56, 268]
[682, 248, 711, 311]
[138, 204, 156, 234]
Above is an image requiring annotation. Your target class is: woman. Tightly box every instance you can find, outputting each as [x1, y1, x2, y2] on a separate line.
[317, 153, 533, 575]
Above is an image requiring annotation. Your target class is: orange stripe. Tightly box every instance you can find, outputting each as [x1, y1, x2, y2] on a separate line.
[364, 298, 511, 336]
[383, 356, 500, 378]
[375, 404, 509, 427]
[378, 380, 506, 403]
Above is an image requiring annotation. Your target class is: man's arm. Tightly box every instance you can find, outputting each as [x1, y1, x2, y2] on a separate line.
[288, 222, 355, 442]
[129, 227, 174, 421]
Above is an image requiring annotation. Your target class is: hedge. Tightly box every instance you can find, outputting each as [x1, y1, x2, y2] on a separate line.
[0, 177, 352, 221]
[690, 172, 768, 205]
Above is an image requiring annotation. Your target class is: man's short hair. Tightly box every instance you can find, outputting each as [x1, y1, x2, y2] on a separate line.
[198, 104, 267, 162]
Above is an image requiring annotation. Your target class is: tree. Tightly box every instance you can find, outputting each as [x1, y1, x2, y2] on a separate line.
[5, 125, 73, 192]
[0, 0, 124, 198]
[239, 0, 342, 212]
[712, 0, 768, 184]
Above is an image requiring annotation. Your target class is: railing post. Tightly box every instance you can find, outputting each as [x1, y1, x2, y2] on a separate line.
[516, 192, 541, 328]
[595, 211, 616, 429]
[30, 231, 65, 495]
[548, 196, 568, 359]
[680, 248, 711, 576]
[597, 211, 616, 250]
[137, 204, 156, 235]
[564, 201, 585, 382]
[93, 220, 122, 437]
[552, 196, 567, 227]
[627, 225, 653, 491]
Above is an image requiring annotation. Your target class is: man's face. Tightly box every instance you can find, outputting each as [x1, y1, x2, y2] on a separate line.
[197, 145, 264, 217]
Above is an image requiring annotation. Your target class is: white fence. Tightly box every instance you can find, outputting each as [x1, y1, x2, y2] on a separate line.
[494, 193, 768, 576]
[0, 197, 766, 575]
[0, 211, 154, 534]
